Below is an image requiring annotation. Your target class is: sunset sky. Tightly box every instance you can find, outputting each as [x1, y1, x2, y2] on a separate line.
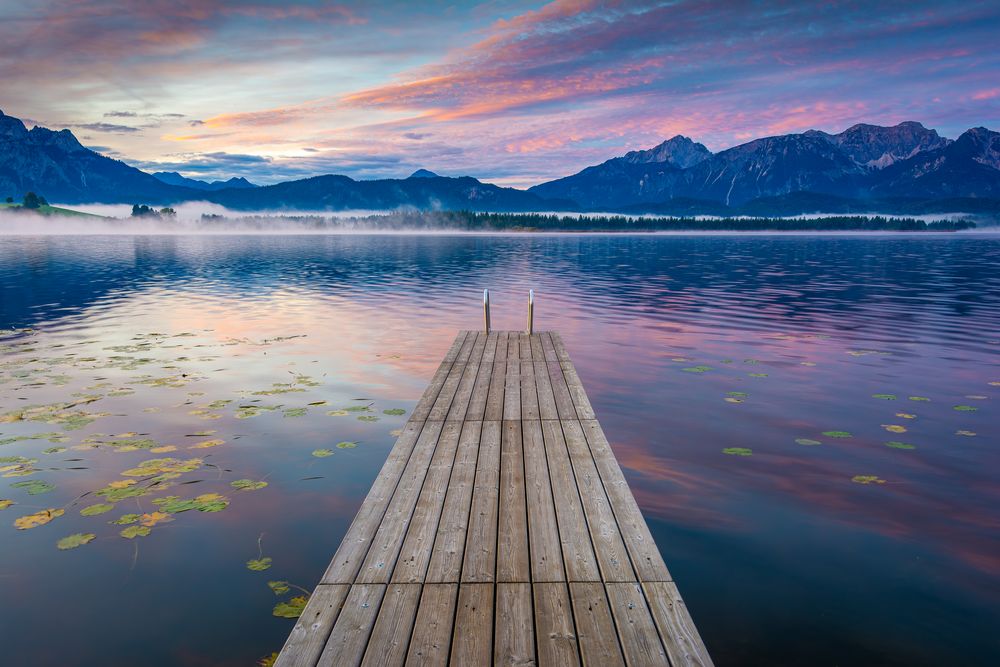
[2, 0, 998, 187]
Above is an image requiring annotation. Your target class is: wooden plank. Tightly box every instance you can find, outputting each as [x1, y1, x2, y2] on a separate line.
[534, 583, 581, 666]
[533, 361, 559, 420]
[503, 359, 521, 420]
[481, 331, 499, 363]
[426, 421, 482, 583]
[412, 332, 466, 422]
[549, 331, 572, 362]
[529, 334, 545, 361]
[275, 584, 350, 667]
[495, 583, 535, 666]
[406, 584, 458, 666]
[523, 419, 564, 582]
[519, 333, 532, 362]
[643, 582, 714, 667]
[561, 420, 635, 583]
[454, 330, 477, 363]
[495, 331, 509, 362]
[485, 361, 506, 421]
[317, 584, 386, 667]
[428, 361, 466, 421]
[461, 420, 500, 582]
[358, 421, 445, 584]
[581, 420, 671, 582]
[559, 361, 596, 420]
[507, 333, 521, 361]
[446, 333, 487, 422]
[323, 421, 425, 584]
[604, 583, 668, 667]
[540, 331, 558, 361]
[466, 359, 492, 422]
[498, 420, 530, 582]
[393, 422, 463, 583]
[568, 583, 625, 667]
[547, 362, 577, 420]
[450, 583, 494, 666]
[361, 584, 422, 666]
[520, 361, 540, 420]
[540, 420, 600, 582]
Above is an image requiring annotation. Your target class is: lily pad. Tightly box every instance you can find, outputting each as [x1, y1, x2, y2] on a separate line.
[268, 581, 290, 595]
[895, 413, 916, 419]
[0, 499, 14, 510]
[722, 447, 752, 456]
[57, 533, 96, 550]
[112, 514, 141, 525]
[120, 525, 151, 539]
[908, 396, 930, 402]
[357, 415, 379, 422]
[247, 557, 273, 571]
[882, 424, 907, 433]
[682, 366, 713, 373]
[14, 508, 64, 530]
[953, 405, 978, 412]
[726, 392, 749, 398]
[872, 394, 897, 400]
[885, 441, 915, 450]
[748, 373, 768, 378]
[336, 441, 358, 449]
[795, 438, 821, 446]
[80, 503, 115, 516]
[851, 475, 886, 485]
[272, 595, 309, 619]
[283, 408, 307, 418]
[326, 410, 349, 417]
[822, 431, 852, 438]
[312, 449, 334, 458]
[383, 409, 406, 416]
[11, 480, 55, 495]
[231, 479, 268, 491]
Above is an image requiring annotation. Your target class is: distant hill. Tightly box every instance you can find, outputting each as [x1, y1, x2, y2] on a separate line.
[531, 122, 999, 210]
[152, 171, 256, 191]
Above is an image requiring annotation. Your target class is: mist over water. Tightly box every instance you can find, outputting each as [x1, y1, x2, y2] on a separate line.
[1, 234, 999, 666]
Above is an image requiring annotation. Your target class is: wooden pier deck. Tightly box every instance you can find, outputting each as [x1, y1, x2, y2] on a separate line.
[276, 331, 712, 667]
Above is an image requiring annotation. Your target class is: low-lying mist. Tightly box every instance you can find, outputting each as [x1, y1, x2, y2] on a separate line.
[0, 200, 991, 234]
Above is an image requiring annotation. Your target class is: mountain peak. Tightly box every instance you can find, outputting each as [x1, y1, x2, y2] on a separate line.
[408, 168, 440, 179]
[621, 135, 712, 168]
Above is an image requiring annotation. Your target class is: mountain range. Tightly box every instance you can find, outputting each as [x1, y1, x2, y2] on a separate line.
[1, 109, 998, 215]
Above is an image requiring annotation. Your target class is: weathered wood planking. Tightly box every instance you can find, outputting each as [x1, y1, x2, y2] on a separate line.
[278, 331, 712, 667]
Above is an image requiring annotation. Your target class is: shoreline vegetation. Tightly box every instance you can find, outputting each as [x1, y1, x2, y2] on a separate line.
[0, 203, 980, 232]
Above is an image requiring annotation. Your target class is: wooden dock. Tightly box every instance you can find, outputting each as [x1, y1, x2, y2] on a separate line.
[275, 331, 712, 666]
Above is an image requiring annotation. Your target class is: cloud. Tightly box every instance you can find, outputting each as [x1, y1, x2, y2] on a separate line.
[75, 122, 142, 133]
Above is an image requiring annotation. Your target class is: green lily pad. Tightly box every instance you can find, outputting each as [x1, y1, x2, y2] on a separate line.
[273, 595, 309, 618]
[57, 533, 96, 550]
[357, 415, 379, 422]
[726, 392, 749, 398]
[872, 394, 897, 400]
[231, 479, 268, 491]
[247, 557, 273, 571]
[80, 503, 115, 516]
[822, 431, 852, 438]
[11, 480, 55, 495]
[112, 514, 141, 525]
[722, 447, 752, 456]
[383, 409, 406, 416]
[885, 441, 915, 450]
[326, 410, 349, 416]
[851, 475, 886, 485]
[342, 405, 371, 413]
[336, 441, 358, 449]
[283, 408, 307, 418]
[795, 438, 821, 446]
[682, 366, 713, 373]
[268, 580, 290, 595]
[908, 396, 930, 402]
[748, 373, 768, 378]
[120, 525, 151, 539]
[953, 405, 978, 412]
[312, 449, 334, 458]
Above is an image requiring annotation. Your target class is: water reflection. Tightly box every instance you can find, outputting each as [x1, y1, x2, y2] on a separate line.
[1, 234, 998, 666]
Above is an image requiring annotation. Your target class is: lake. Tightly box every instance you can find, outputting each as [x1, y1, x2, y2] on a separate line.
[1, 233, 998, 666]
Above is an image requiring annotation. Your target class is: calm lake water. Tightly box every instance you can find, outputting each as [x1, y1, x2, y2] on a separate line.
[1, 233, 998, 666]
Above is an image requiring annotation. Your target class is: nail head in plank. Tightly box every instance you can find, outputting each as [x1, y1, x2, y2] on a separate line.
[604, 583, 669, 667]
[317, 584, 387, 667]
[568, 582, 626, 667]
[449, 583, 494, 666]
[405, 584, 458, 666]
[361, 583, 422, 666]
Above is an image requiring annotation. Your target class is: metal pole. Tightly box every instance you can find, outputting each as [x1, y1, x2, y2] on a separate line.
[527, 289, 534, 334]
[483, 289, 491, 333]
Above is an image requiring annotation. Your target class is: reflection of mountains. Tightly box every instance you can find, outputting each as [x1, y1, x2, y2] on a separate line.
[4, 236, 998, 354]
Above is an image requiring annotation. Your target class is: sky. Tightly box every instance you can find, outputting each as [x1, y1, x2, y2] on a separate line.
[1, 0, 999, 187]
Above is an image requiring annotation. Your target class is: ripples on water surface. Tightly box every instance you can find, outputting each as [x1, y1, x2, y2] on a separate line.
[1, 234, 998, 666]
